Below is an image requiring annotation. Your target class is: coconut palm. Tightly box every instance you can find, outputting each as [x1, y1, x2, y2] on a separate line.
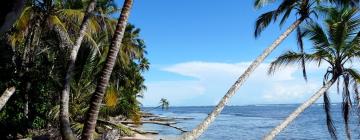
[3, 0, 108, 138]
[5, 0, 100, 139]
[181, 1, 322, 139]
[45, 23, 148, 137]
[60, 1, 97, 139]
[81, 0, 134, 139]
[71, 23, 148, 125]
[181, 0, 360, 139]
[160, 98, 170, 110]
[146, 98, 170, 111]
[264, 6, 360, 140]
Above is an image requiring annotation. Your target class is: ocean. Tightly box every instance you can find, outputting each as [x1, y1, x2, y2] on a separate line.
[142, 104, 360, 140]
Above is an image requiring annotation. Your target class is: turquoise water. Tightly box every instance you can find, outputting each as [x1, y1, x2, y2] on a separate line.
[142, 104, 360, 140]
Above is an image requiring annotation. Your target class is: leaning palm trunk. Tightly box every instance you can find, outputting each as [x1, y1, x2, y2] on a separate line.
[0, 87, 16, 111]
[145, 105, 161, 112]
[80, 0, 133, 139]
[180, 19, 303, 140]
[60, 1, 97, 140]
[263, 78, 336, 140]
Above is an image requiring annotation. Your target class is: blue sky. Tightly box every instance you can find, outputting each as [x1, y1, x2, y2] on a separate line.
[115, 0, 345, 106]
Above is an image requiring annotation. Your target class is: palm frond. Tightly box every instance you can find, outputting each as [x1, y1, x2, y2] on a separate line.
[14, 6, 33, 31]
[8, 6, 33, 46]
[104, 86, 118, 108]
[268, 51, 317, 75]
[254, 0, 276, 9]
[323, 91, 337, 140]
[303, 21, 331, 49]
[58, 9, 84, 26]
[83, 32, 99, 49]
[297, 27, 308, 81]
[328, 0, 359, 7]
[345, 68, 360, 83]
[276, 0, 297, 26]
[255, 10, 278, 38]
[48, 15, 68, 32]
[71, 121, 84, 135]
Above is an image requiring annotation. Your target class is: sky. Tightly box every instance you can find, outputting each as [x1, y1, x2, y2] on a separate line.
[114, 0, 347, 106]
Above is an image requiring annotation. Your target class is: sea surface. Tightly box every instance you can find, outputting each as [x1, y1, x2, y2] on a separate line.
[142, 104, 360, 140]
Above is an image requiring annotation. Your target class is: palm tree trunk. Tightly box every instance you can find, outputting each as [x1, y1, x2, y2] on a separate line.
[60, 1, 97, 140]
[145, 105, 161, 112]
[0, 87, 16, 111]
[180, 19, 303, 140]
[80, 0, 133, 139]
[263, 78, 336, 140]
[24, 82, 30, 118]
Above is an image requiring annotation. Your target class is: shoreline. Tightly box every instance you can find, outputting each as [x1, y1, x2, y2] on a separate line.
[117, 111, 189, 140]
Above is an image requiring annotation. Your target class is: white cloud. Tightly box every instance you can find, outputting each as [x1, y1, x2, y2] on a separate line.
[262, 82, 319, 102]
[143, 61, 346, 106]
[163, 61, 297, 81]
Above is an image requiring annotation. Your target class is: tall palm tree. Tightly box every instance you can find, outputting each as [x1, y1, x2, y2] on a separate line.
[264, 6, 360, 140]
[60, 1, 97, 139]
[146, 98, 170, 111]
[68, 23, 148, 127]
[81, 0, 134, 139]
[181, 0, 360, 139]
[181, 1, 319, 139]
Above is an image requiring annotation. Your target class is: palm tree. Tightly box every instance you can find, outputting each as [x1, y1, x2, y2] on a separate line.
[181, 0, 360, 139]
[81, 0, 134, 139]
[146, 98, 170, 111]
[81, 23, 148, 124]
[4, 0, 100, 139]
[160, 98, 170, 110]
[264, 6, 360, 140]
[60, 1, 97, 139]
[181, 1, 320, 139]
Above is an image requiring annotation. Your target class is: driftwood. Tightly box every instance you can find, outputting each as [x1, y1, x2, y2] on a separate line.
[127, 127, 158, 135]
[165, 124, 188, 133]
[120, 121, 187, 133]
[173, 117, 194, 120]
[97, 119, 159, 135]
[100, 119, 188, 133]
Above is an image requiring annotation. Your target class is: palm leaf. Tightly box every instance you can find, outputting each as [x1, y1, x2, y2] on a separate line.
[268, 51, 318, 75]
[254, 0, 276, 9]
[323, 91, 337, 140]
[255, 10, 277, 37]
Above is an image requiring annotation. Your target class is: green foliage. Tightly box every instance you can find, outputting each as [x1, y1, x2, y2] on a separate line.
[0, 0, 148, 138]
[160, 98, 170, 110]
[269, 6, 360, 139]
